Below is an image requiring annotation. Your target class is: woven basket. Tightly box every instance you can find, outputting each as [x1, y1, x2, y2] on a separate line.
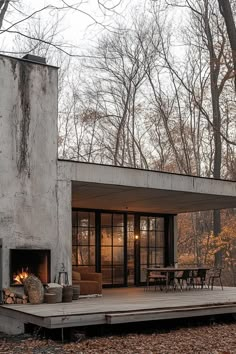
[72, 285, 80, 300]
[62, 286, 73, 302]
[44, 292, 57, 304]
[46, 287, 62, 303]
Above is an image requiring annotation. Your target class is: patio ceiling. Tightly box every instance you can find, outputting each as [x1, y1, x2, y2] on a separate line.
[58, 160, 236, 214]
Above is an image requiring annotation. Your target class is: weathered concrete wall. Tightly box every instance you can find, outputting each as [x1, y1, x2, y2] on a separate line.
[0, 55, 59, 287]
[57, 179, 72, 282]
[0, 314, 24, 334]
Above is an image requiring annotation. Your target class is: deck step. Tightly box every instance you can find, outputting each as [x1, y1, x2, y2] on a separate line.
[106, 303, 236, 324]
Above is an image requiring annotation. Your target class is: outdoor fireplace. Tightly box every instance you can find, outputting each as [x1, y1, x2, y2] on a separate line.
[10, 249, 51, 286]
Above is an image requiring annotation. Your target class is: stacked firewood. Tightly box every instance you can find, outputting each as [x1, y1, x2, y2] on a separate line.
[2, 288, 28, 304]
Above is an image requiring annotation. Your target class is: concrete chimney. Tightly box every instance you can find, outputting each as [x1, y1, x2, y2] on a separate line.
[22, 54, 46, 64]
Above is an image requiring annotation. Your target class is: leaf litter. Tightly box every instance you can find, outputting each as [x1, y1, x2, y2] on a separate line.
[1, 323, 236, 353]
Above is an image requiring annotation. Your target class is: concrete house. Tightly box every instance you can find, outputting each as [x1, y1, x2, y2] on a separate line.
[1, 53, 236, 293]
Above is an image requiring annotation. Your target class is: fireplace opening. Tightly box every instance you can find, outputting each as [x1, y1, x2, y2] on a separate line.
[10, 249, 51, 286]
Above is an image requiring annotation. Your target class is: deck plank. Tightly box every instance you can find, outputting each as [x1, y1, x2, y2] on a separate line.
[0, 287, 236, 329]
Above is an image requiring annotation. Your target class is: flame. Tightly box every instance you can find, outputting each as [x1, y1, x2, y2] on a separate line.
[13, 268, 30, 284]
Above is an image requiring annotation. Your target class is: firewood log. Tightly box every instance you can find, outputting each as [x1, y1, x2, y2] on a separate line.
[6, 297, 14, 304]
[16, 298, 23, 304]
[14, 292, 28, 300]
[3, 289, 10, 296]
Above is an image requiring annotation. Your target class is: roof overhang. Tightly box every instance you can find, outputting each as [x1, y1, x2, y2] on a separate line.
[58, 160, 236, 214]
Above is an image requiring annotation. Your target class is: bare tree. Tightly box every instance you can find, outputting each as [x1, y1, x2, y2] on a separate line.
[80, 20, 156, 167]
[148, 0, 236, 266]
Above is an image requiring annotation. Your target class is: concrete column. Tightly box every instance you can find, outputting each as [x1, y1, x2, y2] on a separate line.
[55, 179, 72, 283]
[173, 215, 178, 265]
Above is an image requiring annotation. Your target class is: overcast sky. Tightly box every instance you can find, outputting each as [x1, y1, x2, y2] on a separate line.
[0, 0, 188, 65]
[1, 0, 142, 55]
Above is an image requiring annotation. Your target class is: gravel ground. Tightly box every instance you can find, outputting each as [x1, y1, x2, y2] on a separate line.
[0, 323, 236, 354]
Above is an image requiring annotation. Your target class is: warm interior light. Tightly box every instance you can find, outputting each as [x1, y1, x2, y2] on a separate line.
[135, 235, 139, 240]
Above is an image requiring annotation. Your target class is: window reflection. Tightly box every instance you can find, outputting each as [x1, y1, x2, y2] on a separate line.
[140, 230, 147, 247]
[113, 227, 124, 246]
[140, 217, 148, 230]
[72, 211, 96, 268]
[101, 246, 112, 264]
[127, 215, 135, 285]
[113, 247, 124, 264]
[140, 216, 165, 275]
[101, 213, 124, 285]
[73, 211, 166, 286]
[101, 227, 112, 246]
[149, 218, 156, 230]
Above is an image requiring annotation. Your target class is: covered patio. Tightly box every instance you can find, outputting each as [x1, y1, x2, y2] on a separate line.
[57, 160, 236, 288]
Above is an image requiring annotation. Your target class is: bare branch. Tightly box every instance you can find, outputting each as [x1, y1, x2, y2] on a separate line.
[0, 0, 9, 29]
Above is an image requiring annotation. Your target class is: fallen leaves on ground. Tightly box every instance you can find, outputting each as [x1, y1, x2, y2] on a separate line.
[1, 323, 236, 353]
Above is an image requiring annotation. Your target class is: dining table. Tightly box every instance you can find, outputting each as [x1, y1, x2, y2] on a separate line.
[146, 266, 210, 291]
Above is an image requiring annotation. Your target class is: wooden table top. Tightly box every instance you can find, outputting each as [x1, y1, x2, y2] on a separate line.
[147, 266, 210, 272]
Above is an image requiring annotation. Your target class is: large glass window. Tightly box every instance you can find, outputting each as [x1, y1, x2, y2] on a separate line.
[101, 213, 125, 286]
[72, 210, 168, 287]
[72, 211, 96, 272]
[127, 215, 135, 285]
[140, 216, 165, 282]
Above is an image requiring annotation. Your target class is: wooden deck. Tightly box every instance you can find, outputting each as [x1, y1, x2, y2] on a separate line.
[1, 287, 236, 329]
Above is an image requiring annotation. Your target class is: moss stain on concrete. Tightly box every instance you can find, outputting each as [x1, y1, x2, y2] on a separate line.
[17, 62, 31, 177]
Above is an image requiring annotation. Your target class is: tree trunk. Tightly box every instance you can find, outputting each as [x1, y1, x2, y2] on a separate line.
[218, 0, 236, 92]
[204, 1, 222, 266]
[0, 0, 10, 30]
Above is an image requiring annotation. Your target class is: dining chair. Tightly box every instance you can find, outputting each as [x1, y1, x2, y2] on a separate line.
[175, 269, 191, 290]
[146, 270, 167, 291]
[208, 268, 223, 290]
[193, 268, 207, 289]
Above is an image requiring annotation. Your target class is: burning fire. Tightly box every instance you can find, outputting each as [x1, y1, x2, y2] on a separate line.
[13, 268, 30, 284]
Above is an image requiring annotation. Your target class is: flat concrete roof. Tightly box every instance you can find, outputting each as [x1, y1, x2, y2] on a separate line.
[58, 160, 236, 214]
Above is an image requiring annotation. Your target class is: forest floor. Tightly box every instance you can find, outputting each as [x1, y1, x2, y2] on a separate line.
[0, 321, 236, 353]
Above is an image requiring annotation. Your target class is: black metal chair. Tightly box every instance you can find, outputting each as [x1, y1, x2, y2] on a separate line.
[175, 269, 191, 290]
[192, 268, 207, 289]
[146, 270, 167, 291]
[167, 271, 177, 291]
[208, 268, 223, 290]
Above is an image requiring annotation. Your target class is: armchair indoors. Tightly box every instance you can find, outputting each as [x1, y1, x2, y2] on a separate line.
[72, 267, 102, 295]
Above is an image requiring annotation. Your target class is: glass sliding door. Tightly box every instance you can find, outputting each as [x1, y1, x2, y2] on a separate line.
[127, 215, 135, 285]
[72, 211, 96, 272]
[101, 213, 125, 286]
[72, 210, 169, 288]
[140, 216, 165, 282]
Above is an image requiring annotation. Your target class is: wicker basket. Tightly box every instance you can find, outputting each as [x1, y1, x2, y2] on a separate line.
[44, 292, 57, 304]
[46, 287, 62, 303]
[72, 285, 80, 300]
[62, 286, 73, 302]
